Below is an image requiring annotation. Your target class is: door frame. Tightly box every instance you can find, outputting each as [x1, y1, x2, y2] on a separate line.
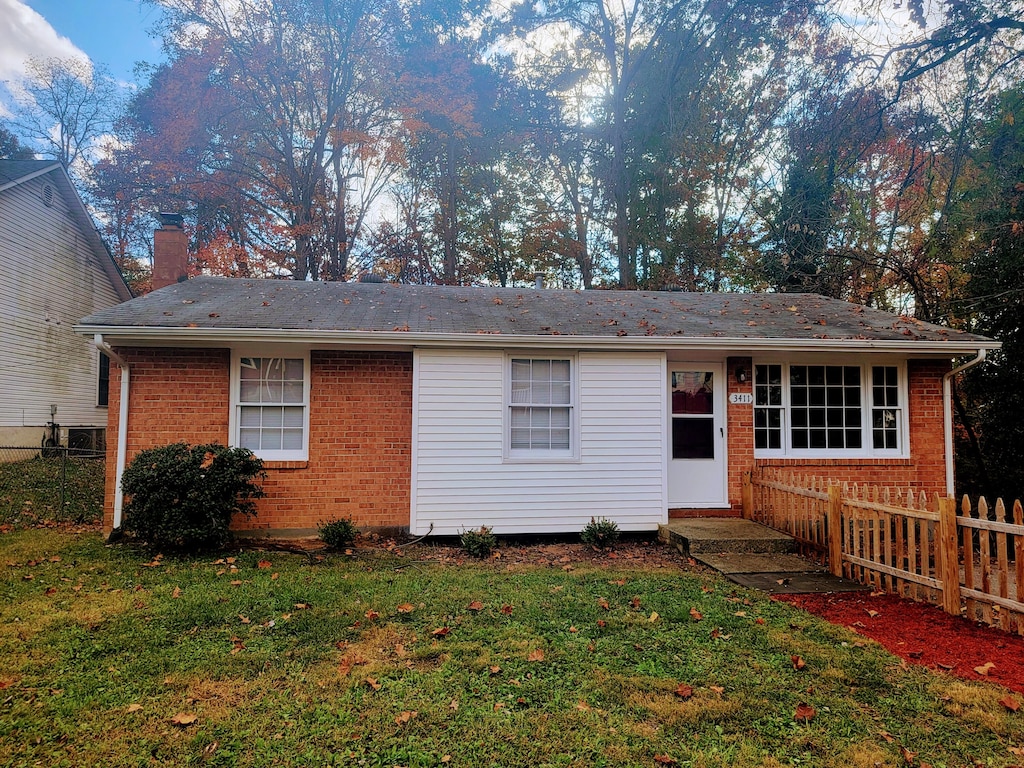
[666, 361, 729, 508]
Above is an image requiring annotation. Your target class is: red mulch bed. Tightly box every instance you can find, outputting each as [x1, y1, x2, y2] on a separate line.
[775, 591, 1024, 694]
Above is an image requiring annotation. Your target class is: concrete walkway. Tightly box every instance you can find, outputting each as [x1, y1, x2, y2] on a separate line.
[659, 518, 868, 595]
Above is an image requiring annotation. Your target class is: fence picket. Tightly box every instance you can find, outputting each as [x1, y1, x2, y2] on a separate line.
[996, 499, 1011, 631]
[961, 495, 977, 621]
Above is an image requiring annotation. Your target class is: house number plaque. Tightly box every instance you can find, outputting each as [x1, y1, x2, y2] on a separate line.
[728, 393, 754, 405]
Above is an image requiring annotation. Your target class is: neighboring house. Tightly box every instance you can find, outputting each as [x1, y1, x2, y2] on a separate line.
[77, 254, 999, 538]
[0, 160, 132, 451]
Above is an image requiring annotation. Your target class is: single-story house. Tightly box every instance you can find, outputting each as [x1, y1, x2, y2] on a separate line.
[76, 259, 998, 538]
[0, 160, 132, 451]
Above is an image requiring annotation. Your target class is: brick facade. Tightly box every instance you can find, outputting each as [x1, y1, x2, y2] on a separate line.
[104, 348, 412, 535]
[669, 356, 949, 519]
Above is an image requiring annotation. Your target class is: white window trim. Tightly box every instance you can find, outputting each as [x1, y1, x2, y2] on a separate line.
[502, 352, 580, 463]
[229, 347, 311, 462]
[753, 357, 909, 459]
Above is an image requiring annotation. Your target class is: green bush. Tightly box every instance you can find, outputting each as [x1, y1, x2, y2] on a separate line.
[318, 517, 358, 549]
[581, 516, 620, 548]
[120, 442, 265, 552]
[460, 525, 496, 558]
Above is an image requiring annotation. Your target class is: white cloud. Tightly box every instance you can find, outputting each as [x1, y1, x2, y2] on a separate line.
[0, 0, 89, 84]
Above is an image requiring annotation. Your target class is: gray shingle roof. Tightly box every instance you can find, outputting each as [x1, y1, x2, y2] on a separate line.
[0, 159, 56, 186]
[76, 277, 994, 350]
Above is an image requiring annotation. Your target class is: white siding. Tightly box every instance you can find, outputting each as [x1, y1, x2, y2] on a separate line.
[0, 174, 123, 433]
[411, 349, 666, 535]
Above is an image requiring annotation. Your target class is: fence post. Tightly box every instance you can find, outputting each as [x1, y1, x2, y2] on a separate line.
[827, 484, 843, 577]
[938, 496, 962, 616]
[742, 471, 753, 520]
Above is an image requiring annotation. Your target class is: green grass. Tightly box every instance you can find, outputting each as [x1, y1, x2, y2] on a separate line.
[0, 455, 104, 526]
[1, 529, 1022, 767]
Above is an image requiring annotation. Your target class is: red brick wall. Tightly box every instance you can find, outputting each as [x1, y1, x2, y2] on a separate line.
[670, 357, 950, 519]
[103, 348, 412, 535]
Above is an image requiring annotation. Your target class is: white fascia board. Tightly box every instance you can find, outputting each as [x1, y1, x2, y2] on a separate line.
[74, 324, 1001, 356]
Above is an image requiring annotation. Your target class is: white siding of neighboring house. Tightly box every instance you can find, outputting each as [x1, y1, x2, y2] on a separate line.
[411, 348, 667, 535]
[0, 173, 122, 438]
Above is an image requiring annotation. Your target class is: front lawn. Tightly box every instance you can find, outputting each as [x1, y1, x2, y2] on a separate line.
[1, 530, 1021, 767]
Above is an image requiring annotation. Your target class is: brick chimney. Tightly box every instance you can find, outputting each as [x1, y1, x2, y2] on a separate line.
[152, 212, 187, 290]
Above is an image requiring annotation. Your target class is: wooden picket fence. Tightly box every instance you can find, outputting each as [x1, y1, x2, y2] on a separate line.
[745, 467, 1024, 634]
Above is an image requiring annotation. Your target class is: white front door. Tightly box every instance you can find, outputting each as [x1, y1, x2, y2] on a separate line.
[667, 365, 728, 507]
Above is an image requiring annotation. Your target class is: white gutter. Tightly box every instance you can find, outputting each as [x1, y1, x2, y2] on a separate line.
[74, 324, 1002, 356]
[93, 334, 130, 532]
[943, 349, 987, 498]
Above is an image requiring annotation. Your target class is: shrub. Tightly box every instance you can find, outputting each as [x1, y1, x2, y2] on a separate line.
[460, 525, 496, 558]
[120, 442, 265, 552]
[318, 517, 358, 549]
[581, 517, 620, 548]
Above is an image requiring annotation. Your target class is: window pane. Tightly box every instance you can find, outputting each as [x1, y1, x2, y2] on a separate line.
[673, 418, 715, 459]
[283, 381, 304, 403]
[283, 407, 304, 427]
[240, 406, 261, 427]
[240, 381, 261, 402]
[263, 408, 283, 428]
[239, 428, 261, 450]
[671, 371, 714, 414]
[550, 407, 570, 428]
[282, 429, 303, 450]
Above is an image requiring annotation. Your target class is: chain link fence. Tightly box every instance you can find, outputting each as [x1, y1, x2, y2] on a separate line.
[0, 446, 105, 526]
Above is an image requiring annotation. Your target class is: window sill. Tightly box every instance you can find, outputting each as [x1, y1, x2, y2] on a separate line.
[755, 457, 912, 466]
[262, 460, 309, 470]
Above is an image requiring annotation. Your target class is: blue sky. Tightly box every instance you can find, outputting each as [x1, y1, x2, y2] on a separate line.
[1, 0, 166, 102]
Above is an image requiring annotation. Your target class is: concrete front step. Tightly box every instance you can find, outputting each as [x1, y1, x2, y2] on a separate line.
[659, 518, 795, 557]
[694, 552, 817, 574]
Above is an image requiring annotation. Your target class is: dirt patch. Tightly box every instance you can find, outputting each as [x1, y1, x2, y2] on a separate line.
[775, 591, 1024, 695]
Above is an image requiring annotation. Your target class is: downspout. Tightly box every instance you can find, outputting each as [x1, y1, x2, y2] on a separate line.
[942, 349, 986, 498]
[93, 334, 130, 531]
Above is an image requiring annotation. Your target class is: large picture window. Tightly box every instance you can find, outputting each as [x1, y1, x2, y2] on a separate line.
[232, 354, 309, 460]
[507, 357, 575, 457]
[754, 362, 905, 456]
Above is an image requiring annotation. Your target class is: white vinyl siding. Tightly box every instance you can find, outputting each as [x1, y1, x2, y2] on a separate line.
[0, 173, 124, 432]
[412, 349, 666, 536]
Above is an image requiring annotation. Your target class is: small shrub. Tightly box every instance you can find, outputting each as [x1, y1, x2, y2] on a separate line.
[318, 517, 358, 549]
[581, 516, 620, 548]
[460, 525, 496, 558]
[120, 442, 265, 552]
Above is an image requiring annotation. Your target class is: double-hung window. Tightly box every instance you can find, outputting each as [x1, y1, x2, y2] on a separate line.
[507, 357, 576, 458]
[754, 362, 905, 457]
[231, 353, 309, 461]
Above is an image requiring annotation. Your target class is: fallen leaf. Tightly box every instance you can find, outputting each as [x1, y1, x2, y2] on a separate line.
[432, 626, 451, 638]
[170, 712, 198, 727]
[653, 755, 678, 765]
[229, 580, 243, 587]
[598, 597, 610, 610]
[257, 560, 272, 569]
[597, 620, 607, 628]
[974, 662, 996, 676]
[271, 573, 279, 581]
[364, 609, 380, 620]
[755, 618, 766, 625]
[576, 700, 591, 711]
[674, 683, 693, 699]
[866, 609, 879, 618]
[709, 685, 725, 694]
[449, 699, 459, 711]
[649, 612, 659, 623]
[238, 615, 250, 624]
[900, 746, 916, 764]
[365, 677, 381, 691]
[441, 756, 451, 763]
[468, 600, 484, 611]
[396, 603, 415, 613]
[527, 649, 545, 662]
[200, 451, 215, 469]
[501, 604, 514, 615]
[394, 710, 417, 724]
[171, 586, 181, 599]
[689, 608, 703, 622]
[794, 703, 816, 722]
[791, 655, 806, 671]
[202, 741, 218, 758]
[125, 703, 143, 713]
[294, 603, 309, 610]
[489, 665, 501, 675]
[999, 695, 1020, 712]
[630, 597, 642, 609]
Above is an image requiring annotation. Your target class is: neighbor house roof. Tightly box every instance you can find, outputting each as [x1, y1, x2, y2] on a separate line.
[76, 277, 996, 355]
[0, 160, 133, 302]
